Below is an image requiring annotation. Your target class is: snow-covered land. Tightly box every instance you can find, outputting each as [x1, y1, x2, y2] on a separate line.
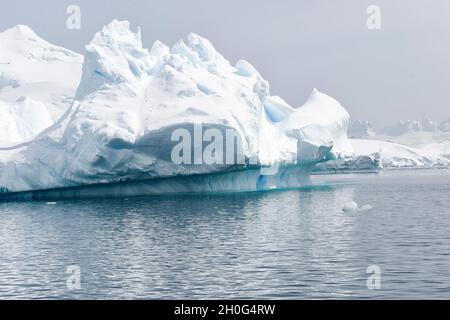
[344, 118, 450, 169]
[382, 118, 439, 136]
[0, 25, 82, 144]
[0, 21, 353, 196]
[348, 120, 376, 138]
[351, 139, 449, 168]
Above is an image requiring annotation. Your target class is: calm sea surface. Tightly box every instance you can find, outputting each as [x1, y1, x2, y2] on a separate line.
[1, 170, 450, 299]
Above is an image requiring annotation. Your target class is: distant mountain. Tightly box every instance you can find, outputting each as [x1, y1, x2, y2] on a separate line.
[439, 119, 450, 132]
[348, 120, 376, 138]
[344, 118, 450, 169]
[382, 118, 439, 136]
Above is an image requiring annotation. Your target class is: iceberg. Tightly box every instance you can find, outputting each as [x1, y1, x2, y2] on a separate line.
[342, 201, 372, 212]
[0, 20, 353, 199]
[0, 25, 82, 122]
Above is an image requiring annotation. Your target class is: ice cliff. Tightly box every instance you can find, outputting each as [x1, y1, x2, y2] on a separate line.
[0, 20, 353, 196]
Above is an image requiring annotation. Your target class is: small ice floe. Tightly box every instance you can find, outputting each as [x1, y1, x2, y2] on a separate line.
[46, 202, 57, 205]
[342, 201, 372, 212]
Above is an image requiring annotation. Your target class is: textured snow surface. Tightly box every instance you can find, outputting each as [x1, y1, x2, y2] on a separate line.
[351, 139, 450, 168]
[313, 153, 382, 173]
[383, 118, 439, 136]
[0, 97, 53, 144]
[0, 24, 82, 148]
[0, 21, 353, 194]
[348, 120, 376, 138]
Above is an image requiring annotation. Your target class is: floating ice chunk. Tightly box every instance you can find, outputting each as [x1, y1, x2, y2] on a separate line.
[343, 201, 372, 212]
[46, 202, 57, 205]
[343, 201, 359, 212]
[358, 204, 373, 211]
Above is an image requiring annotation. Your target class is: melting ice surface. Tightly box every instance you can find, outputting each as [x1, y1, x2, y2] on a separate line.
[0, 20, 354, 197]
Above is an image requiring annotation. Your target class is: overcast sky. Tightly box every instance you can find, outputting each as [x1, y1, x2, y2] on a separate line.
[1, 0, 449, 127]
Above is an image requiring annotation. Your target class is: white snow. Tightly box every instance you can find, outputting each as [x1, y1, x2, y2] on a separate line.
[0, 25, 82, 123]
[342, 200, 372, 212]
[351, 138, 450, 168]
[313, 153, 381, 173]
[374, 131, 450, 158]
[0, 21, 353, 194]
[342, 201, 358, 212]
[343, 121, 450, 169]
[0, 97, 53, 144]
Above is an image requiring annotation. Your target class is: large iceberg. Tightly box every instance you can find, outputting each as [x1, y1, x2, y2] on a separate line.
[0, 20, 353, 198]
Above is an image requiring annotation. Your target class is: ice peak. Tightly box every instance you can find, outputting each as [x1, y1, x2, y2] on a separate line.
[309, 88, 320, 97]
[0, 24, 81, 60]
[150, 40, 170, 57]
[89, 20, 143, 49]
[235, 60, 260, 77]
[304, 88, 328, 104]
[3, 24, 39, 38]
[76, 20, 152, 98]
[101, 19, 132, 36]
[0, 24, 51, 47]
[305, 89, 344, 111]
[187, 32, 221, 62]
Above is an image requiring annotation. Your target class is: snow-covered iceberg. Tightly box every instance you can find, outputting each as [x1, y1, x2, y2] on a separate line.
[0, 25, 82, 122]
[0, 20, 353, 198]
[0, 24, 82, 149]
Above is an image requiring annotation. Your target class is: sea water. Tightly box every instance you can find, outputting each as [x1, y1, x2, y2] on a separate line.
[0, 170, 449, 299]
